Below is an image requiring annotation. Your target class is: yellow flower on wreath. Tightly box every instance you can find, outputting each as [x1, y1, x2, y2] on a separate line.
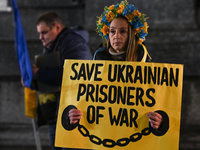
[101, 25, 109, 35]
[109, 5, 115, 10]
[106, 11, 115, 22]
[135, 27, 142, 33]
[133, 10, 141, 17]
[138, 38, 144, 44]
[125, 14, 134, 22]
[98, 17, 102, 25]
[117, 4, 125, 14]
[143, 22, 149, 33]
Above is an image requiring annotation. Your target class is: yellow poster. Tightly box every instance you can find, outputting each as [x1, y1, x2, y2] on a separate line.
[55, 60, 183, 150]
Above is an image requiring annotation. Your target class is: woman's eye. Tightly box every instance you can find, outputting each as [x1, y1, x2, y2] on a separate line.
[121, 30, 127, 34]
[110, 30, 115, 34]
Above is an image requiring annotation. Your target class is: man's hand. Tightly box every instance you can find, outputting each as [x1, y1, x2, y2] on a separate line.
[32, 64, 39, 75]
[21, 77, 25, 86]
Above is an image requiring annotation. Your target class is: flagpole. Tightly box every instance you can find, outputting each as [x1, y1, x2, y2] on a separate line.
[32, 118, 42, 150]
[11, 1, 41, 149]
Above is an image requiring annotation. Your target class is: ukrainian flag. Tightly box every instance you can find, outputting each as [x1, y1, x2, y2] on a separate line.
[11, 0, 36, 119]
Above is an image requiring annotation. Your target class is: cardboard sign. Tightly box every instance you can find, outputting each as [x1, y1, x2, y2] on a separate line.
[55, 60, 183, 150]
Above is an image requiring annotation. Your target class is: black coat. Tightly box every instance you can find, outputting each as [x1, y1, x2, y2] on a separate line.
[93, 44, 151, 62]
[36, 26, 92, 127]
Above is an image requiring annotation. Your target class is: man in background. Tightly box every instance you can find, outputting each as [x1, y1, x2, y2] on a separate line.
[32, 12, 92, 150]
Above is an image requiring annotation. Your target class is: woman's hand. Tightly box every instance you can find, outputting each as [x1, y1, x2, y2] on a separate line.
[147, 112, 162, 130]
[68, 109, 83, 124]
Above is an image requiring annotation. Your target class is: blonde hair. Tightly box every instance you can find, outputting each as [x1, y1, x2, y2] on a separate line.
[126, 23, 139, 61]
[105, 17, 139, 61]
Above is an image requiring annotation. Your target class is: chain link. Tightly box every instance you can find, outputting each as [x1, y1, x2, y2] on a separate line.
[77, 124, 151, 148]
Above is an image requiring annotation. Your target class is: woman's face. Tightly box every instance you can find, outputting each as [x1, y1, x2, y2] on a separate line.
[109, 17, 129, 52]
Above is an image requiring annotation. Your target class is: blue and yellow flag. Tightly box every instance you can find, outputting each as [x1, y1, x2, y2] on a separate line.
[11, 0, 36, 118]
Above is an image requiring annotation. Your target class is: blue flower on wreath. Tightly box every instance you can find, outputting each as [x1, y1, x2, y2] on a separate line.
[131, 16, 141, 29]
[106, 22, 110, 26]
[101, 16, 110, 27]
[101, 16, 107, 24]
[138, 29, 147, 39]
[131, 21, 139, 29]
[122, 4, 135, 16]
[99, 31, 104, 37]
[105, 34, 109, 40]
[139, 21, 144, 27]
[114, 4, 119, 9]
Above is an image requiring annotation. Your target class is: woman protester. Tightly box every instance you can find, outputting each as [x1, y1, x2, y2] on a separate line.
[68, 0, 162, 131]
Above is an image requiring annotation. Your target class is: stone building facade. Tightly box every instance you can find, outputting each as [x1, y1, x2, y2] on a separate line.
[0, 0, 200, 149]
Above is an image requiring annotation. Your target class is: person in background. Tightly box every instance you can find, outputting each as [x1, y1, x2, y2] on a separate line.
[33, 12, 92, 150]
[68, 0, 163, 135]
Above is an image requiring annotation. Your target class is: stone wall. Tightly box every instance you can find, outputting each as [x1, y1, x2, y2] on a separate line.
[0, 0, 200, 149]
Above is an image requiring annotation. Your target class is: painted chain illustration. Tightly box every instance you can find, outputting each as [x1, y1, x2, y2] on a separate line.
[61, 105, 169, 148]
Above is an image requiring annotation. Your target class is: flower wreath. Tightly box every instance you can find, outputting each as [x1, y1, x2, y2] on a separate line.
[96, 0, 149, 43]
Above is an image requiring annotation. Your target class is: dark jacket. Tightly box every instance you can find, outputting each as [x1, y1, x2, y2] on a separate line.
[93, 44, 151, 62]
[37, 26, 92, 86]
[36, 26, 92, 127]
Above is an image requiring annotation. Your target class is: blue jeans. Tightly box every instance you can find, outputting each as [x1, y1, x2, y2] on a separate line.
[48, 124, 86, 150]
